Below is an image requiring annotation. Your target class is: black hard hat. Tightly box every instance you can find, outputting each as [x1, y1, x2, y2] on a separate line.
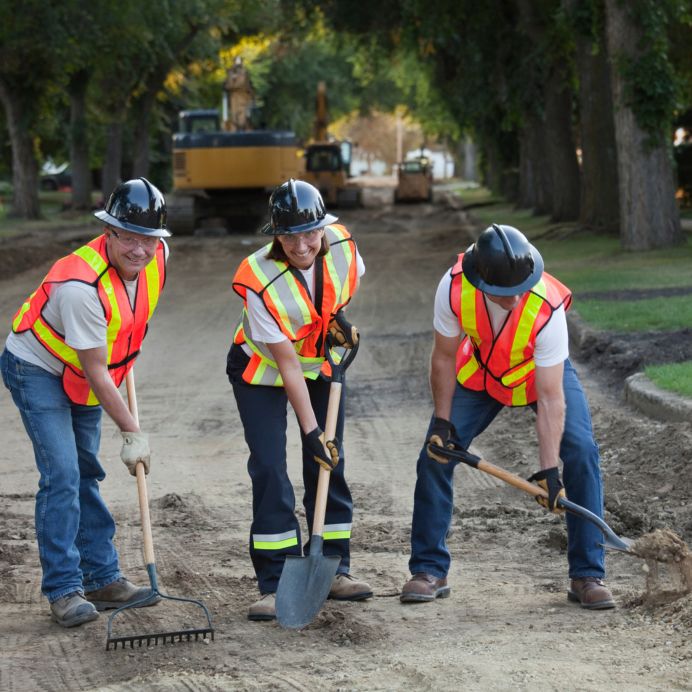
[462, 223, 544, 296]
[261, 179, 337, 235]
[94, 177, 170, 237]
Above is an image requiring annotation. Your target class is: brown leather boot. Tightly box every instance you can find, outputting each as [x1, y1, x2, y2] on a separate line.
[328, 573, 373, 601]
[568, 578, 615, 610]
[400, 573, 450, 603]
[248, 593, 276, 621]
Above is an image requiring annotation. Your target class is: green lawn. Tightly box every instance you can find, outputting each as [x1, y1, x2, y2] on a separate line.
[459, 188, 692, 397]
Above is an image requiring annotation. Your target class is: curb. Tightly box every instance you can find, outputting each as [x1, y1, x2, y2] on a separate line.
[567, 312, 692, 424]
[623, 373, 692, 423]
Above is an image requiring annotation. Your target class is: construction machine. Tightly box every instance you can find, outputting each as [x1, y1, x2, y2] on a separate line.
[303, 82, 361, 208]
[394, 156, 434, 203]
[167, 58, 305, 234]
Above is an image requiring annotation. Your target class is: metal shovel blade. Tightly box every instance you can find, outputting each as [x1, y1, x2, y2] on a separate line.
[275, 537, 340, 629]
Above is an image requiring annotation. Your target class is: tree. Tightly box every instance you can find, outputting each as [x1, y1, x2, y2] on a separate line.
[0, 2, 64, 218]
[605, 0, 682, 249]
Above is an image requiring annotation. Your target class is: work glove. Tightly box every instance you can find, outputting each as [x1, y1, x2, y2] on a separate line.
[426, 417, 458, 464]
[120, 431, 150, 476]
[305, 427, 340, 471]
[328, 309, 359, 349]
[527, 467, 566, 514]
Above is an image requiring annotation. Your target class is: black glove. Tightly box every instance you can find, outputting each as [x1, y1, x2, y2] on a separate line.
[527, 467, 566, 514]
[305, 427, 340, 471]
[328, 309, 359, 349]
[426, 417, 458, 464]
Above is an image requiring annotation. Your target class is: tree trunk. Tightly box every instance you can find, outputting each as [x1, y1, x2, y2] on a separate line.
[518, 117, 552, 214]
[571, 4, 620, 233]
[67, 69, 92, 210]
[101, 121, 123, 203]
[131, 91, 153, 179]
[604, 0, 682, 249]
[544, 73, 580, 222]
[0, 80, 40, 219]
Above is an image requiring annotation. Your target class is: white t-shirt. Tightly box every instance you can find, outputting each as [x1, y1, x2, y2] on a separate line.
[245, 250, 365, 345]
[432, 270, 568, 367]
[6, 241, 168, 375]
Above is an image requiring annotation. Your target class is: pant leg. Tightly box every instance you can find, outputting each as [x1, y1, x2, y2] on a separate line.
[2, 350, 87, 601]
[301, 376, 353, 573]
[231, 369, 301, 595]
[72, 404, 121, 591]
[408, 384, 503, 577]
[560, 359, 606, 579]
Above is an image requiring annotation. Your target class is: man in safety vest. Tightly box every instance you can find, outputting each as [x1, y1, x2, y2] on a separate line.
[400, 224, 614, 610]
[1, 178, 169, 627]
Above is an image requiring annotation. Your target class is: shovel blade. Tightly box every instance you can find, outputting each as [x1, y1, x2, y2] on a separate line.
[276, 549, 340, 630]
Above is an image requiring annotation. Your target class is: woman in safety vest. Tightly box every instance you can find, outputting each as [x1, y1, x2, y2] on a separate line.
[400, 224, 615, 611]
[228, 179, 373, 621]
[1, 178, 169, 627]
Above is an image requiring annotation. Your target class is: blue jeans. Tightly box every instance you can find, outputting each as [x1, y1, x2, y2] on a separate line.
[1, 349, 121, 602]
[409, 359, 605, 580]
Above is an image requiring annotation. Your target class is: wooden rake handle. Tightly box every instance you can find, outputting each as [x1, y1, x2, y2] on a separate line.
[125, 369, 156, 566]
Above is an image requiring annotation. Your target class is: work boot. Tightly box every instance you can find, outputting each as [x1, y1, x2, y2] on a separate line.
[400, 573, 450, 603]
[248, 593, 276, 621]
[85, 577, 160, 612]
[50, 592, 99, 628]
[568, 577, 615, 610]
[328, 573, 373, 601]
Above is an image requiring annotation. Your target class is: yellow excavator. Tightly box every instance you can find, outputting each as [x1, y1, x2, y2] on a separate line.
[303, 81, 361, 208]
[167, 58, 305, 234]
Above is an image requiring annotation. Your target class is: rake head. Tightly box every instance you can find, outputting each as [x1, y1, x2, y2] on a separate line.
[105, 589, 215, 651]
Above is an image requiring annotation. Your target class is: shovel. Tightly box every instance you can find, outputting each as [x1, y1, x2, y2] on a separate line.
[428, 442, 634, 553]
[276, 333, 360, 629]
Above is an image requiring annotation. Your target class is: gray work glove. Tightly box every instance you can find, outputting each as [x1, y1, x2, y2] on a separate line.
[120, 431, 150, 475]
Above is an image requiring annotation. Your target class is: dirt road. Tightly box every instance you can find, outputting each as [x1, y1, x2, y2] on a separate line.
[0, 198, 690, 691]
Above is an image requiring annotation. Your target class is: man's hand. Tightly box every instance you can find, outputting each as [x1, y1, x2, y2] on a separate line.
[527, 467, 566, 513]
[426, 417, 457, 464]
[120, 431, 150, 475]
[328, 310, 359, 349]
[305, 427, 340, 471]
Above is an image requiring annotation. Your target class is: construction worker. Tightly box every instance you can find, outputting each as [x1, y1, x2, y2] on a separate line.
[0, 178, 169, 628]
[228, 179, 373, 621]
[400, 224, 614, 610]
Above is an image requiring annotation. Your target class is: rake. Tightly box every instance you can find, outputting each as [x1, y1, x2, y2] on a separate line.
[105, 369, 215, 651]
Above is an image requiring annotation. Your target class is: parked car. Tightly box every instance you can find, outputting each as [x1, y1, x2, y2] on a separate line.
[40, 162, 71, 191]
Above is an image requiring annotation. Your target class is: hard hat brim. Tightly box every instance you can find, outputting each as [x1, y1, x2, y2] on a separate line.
[260, 212, 338, 236]
[94, 210, 172, 238]
[462, 244, 544, 296]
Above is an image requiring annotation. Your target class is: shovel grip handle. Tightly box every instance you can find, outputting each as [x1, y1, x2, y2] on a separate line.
[125, 370, 156, 566]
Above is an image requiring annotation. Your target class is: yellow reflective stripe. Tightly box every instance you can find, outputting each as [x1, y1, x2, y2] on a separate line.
[12, 293, 36, 330]
[74, 245, 108, 275]
[97, 271, 120, 363]
[283, 273, 312, 327]
[511, 381, 528, 406]
[323, 530, 350, 540]
[509, 291, 543, 367]
[86, 388, 100, 406]
[502, 361, 535, 386]
[144, 258, 161, 319]
[460, 275, 479, 340]
[323, 250, 344, 302]
[252, 530, 298, 550]
[458, 355, 480, 382]
[248, 254, 297, 338]
[33, 318, 81, 367]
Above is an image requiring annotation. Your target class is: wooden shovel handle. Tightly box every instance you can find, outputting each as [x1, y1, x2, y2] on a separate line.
[312, 381, 343, 537]
[125, 369, 156, 566]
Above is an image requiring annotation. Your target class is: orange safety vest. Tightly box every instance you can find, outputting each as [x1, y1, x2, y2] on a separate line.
[449, 253, 572, 406]
[12, 235, 166, 405]
[232, 224, 358, 386]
